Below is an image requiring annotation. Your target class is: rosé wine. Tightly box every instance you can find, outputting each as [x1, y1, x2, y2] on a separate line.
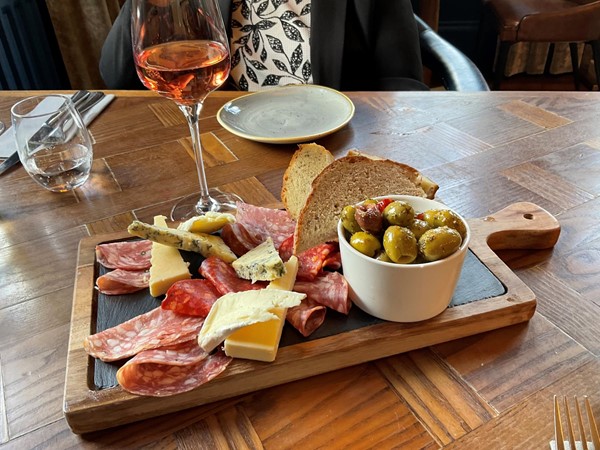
[135, 40, 230, 105]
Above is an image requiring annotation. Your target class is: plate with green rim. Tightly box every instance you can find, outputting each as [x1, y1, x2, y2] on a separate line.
[216, 85, 355, 144]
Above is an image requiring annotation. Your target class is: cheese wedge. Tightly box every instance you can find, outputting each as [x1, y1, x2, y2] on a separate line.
[177, 212, 235, 234]
[197, 287, 305, 353]
[224, 256, 299, 362]
[231, 237, 285, 282]
[148, 215, 191, 297]
[128, 220, 237, 263]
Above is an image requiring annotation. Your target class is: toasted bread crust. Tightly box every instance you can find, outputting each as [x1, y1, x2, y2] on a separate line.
[281, 143, 335, 220]
[293, 155, 436, 254]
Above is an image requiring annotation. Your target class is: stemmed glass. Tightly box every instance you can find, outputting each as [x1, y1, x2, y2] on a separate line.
[131, 0, 241, 220]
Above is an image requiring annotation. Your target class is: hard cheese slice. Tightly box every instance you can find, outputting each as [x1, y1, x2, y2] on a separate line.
[224, 256, 299, 362]
[198, 284, 305, 354]
[148, 215, 191, 297]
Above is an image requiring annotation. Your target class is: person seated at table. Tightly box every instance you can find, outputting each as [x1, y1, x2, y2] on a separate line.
[99, 0, 429, 92]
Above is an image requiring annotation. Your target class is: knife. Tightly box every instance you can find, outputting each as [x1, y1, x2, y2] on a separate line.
[0, 151, 21, 176]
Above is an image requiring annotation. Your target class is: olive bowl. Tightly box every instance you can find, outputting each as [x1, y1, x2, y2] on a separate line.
[337, 195, 471, 322]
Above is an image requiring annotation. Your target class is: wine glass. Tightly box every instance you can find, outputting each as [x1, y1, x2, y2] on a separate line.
[131, 0, 242, 220]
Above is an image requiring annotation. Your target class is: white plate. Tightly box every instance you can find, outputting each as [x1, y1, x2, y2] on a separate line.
[216, 85, 355, 144]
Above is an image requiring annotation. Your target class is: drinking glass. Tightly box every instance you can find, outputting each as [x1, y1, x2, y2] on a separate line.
[131, 0, 242, 221]
[11, 95, 93, 192]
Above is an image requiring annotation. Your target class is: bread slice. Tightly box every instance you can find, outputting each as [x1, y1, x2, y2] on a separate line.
[281, 143, 335, 220]
[346, 149, 439, 199]
[293, 155, 438, 254]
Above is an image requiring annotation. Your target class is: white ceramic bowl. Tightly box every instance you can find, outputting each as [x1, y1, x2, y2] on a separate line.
[338, 195, 471, 322]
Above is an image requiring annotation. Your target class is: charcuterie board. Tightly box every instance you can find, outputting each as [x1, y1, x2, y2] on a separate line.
[63, 202, 560, 434]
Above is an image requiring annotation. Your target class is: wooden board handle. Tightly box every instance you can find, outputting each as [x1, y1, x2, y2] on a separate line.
[467, 202, 561, 251]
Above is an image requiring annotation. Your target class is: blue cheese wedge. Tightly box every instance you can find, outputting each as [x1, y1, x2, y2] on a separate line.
[231, 237, 285, 282]
[177, 212, 235, 234]
[224, 256, 299, 362]
[148, 215, 191, 297]
[198, 288, 305, 353]
[128, 220, 237, 263]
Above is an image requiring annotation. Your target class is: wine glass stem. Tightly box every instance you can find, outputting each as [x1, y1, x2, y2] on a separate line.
[179, 103, 212, 209]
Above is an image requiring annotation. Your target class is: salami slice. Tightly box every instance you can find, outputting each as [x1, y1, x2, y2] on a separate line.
[294, 271, 351, 314]
[96, 240, 152, 270]
[199, 256, 267, 295]
[286, 298, 327, 337]
[161, 279, 220, 317]
[117, 344, 231, 397]
[96, 269, 150, 295]
[322, 251, 342, 271]
[235, 202, 296, 249]
[221, 222, 261, 257]
[84, 307, 205, 362]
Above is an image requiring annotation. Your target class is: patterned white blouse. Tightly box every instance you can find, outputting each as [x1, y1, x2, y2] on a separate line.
[229, 0, 312, 91]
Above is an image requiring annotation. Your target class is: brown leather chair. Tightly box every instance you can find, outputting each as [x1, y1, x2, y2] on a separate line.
[481, 0, 600, 90]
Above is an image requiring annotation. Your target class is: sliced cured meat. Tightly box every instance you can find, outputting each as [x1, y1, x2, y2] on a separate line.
[96, 240, 152, 270]
[84, 307, 205, 362]
[278, 235, 294, 261]
[279, 238, 339, 281]
[294, 271, 351, 314]
[296, 243, 338, 281]
[235, 202, 296, 249]
[286, 298, 326, 337]
[322, 251, 342, 271]
[96, 269, 150, 295]
[221, 222, 261, 257]
[199, 256, 267, 295]
[117, 343, 232, 397]
[161, 279, 220, 317]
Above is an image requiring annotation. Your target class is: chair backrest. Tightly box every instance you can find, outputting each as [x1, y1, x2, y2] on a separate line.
[519, 1, 600, 42]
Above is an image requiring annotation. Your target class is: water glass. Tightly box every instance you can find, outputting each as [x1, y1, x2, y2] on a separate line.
[11, 94, 93, 192]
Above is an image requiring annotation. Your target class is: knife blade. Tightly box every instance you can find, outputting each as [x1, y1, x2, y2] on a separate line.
[0, 151, 21, 176]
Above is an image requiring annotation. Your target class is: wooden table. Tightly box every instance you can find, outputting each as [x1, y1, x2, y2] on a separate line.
[1, 89, 599, 448]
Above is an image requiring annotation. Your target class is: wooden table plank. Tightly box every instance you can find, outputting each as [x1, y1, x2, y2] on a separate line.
[1, 90, 599, 448]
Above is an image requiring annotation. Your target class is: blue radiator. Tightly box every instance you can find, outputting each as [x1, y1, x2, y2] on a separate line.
[0, 0, 70, 89]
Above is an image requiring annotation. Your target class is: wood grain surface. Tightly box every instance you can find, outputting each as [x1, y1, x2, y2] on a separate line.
[1, 90, 599, 448]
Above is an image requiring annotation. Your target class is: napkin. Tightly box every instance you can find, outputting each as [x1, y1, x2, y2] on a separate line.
[0, 93, 115, 158]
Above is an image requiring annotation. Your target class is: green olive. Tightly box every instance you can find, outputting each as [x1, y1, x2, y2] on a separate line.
[375, 250, 393, 262]
[362, 199, 378, 206]
[382, 226, 417, 264]
[432, 209, 467, 239]
[421, 209, 439, 228]
[418, 226, 462, 262]
[408, 218, 432, 240]
[341, 205, 362, 234]
[349, 231, 381, 257]
[383, 201, 414, 227]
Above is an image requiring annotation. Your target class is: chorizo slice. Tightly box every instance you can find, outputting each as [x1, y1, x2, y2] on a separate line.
[161, 279, 221, 317]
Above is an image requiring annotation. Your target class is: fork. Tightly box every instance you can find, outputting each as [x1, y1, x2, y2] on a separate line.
[554, 395, 600, 450]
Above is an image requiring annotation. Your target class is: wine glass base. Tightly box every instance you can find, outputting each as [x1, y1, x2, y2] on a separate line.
[170, 188, 243, 221]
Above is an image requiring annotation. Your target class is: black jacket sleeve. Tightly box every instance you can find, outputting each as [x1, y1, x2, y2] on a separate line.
[99, 0, 144, 89]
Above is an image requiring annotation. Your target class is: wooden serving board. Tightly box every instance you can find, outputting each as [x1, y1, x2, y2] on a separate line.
[63, 202, 560, 434]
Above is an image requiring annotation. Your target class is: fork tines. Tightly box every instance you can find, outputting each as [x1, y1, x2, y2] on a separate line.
[554, 395, 600, 450]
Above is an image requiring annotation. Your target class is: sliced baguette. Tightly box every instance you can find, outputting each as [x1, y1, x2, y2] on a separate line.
[281, 143, 335, 220]
[293, 155, 438, 254]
